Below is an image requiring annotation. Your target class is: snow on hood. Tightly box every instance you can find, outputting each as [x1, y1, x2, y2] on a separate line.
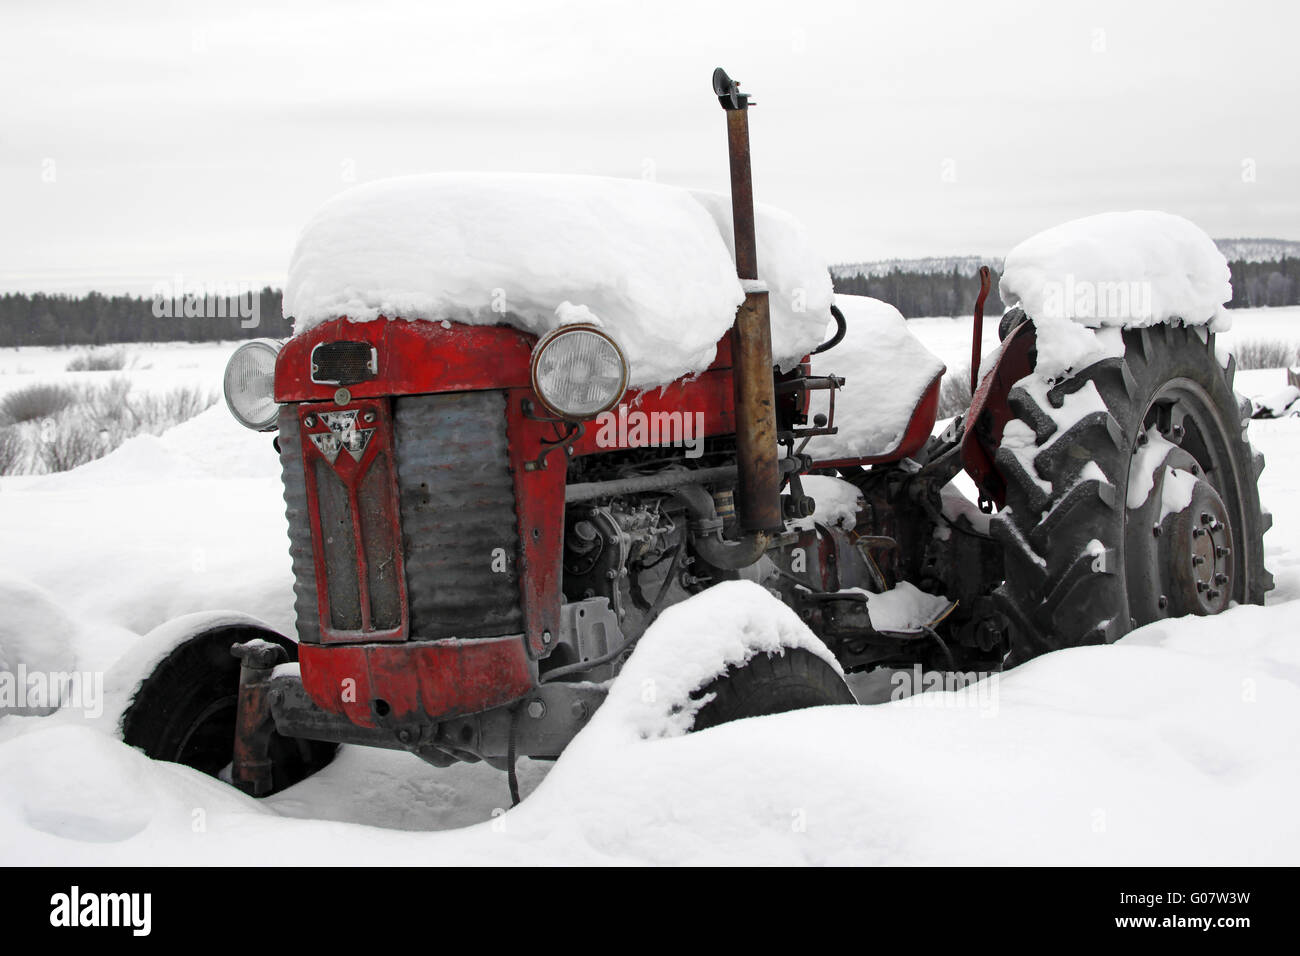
[999, 210, 1232, 380]
[804, 295, 946, 460]
[284, 173, 833, 390]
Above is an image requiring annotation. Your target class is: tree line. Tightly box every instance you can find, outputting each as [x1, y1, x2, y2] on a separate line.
[834, 258, 1300, 318]
[0, 288, 291, 348]
[0, 258, 1297, 348]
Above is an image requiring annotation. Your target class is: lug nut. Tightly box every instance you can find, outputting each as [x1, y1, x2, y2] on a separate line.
[1200, 512, 1213, 525]
[1214, 572, 1228, 585]
[1216, 545, 1231, 558]
[1192, 555, 1205, 566]
[1207, 588, 1221, 600]
[1196, 581, 1208, 592]
[1192, 528, 1206, 538]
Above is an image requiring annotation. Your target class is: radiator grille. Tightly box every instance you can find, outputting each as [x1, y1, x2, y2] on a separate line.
[279, 392, 524, 643]
[394, 392, 524, 640]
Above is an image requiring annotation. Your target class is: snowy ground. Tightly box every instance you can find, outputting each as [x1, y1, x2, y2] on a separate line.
[0, 341, 232, 400]
[1, 307, 1298, 865]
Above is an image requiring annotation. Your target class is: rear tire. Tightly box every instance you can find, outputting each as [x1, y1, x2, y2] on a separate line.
[992, 323, 1272, 665]
[690, 647, 856, 732]
[120, 625, 336, 795]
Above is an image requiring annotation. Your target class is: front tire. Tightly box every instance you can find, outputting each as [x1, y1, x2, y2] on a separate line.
[120, 625, 336, 795]
[992, 323, 1271, 665]
[690, 647, 856, 731]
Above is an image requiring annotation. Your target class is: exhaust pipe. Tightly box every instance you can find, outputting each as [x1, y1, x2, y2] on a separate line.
[713, 67, 783, 534]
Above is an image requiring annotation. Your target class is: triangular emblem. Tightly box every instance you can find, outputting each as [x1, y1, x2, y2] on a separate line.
[309, 431, 343, 464]
[313, 409, 375, 463]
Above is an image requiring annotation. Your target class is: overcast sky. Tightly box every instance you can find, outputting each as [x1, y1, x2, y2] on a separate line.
[2, 0, 1297, 294]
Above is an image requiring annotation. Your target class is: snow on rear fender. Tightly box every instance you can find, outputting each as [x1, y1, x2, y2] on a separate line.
[999, 210, 1232, 382]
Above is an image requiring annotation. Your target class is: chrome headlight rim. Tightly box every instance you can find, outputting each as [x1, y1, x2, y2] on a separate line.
[223, 338, 283, 431]
[528, 323, 630, 421]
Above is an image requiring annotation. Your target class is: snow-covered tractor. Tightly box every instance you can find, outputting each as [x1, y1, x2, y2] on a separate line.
[121, 69, 1270, 797]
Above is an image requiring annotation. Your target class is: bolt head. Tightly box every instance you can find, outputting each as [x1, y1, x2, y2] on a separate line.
[526, 700, 547, 720]
[1157, 595, 1168, 610]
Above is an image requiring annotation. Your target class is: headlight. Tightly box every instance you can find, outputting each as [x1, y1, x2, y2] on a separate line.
[529, 324, 629, 420]
[223, 339, 282, 431]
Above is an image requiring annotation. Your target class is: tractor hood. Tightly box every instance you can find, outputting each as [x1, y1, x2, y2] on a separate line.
[284, 172, 834, 390]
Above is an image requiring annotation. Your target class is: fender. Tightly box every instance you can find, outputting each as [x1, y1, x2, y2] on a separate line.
[960, 320, 1037, 508]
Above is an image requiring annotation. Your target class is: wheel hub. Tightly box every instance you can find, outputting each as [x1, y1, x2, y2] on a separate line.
[1158, 474, 1233, 616]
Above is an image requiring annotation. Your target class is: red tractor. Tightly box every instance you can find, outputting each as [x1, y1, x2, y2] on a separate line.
[120, 70, 1270, 799]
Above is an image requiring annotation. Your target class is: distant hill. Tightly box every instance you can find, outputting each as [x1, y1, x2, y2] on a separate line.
[830, 255, 994, 281]
[1213, 238, 1300, 263]
[831, 239, 1300, 317]
[832, 239, 1300, 282]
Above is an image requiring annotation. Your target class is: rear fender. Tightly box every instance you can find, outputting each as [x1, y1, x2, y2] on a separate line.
[960, 320, 1037, 508]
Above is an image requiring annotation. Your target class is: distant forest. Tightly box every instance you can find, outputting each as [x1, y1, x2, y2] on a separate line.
[0, 288, 291, 348]
[1, 257, 1298, 347]
[833, 257, 1300, 319]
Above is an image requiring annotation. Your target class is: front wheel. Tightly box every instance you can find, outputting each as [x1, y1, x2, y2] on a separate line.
[992, 323, 1272, 665]
[690, 647, 856, 731]
[120, 624, 336, 795]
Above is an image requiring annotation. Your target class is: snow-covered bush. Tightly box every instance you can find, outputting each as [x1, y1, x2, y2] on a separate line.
[938, 364, 972, 419]
[65, 348, 129, 372]
[0, 381, 217, 475]
[0, 426, 22, 475]
[0, 383, 76, 424]
[1232, 338, 1299, 371]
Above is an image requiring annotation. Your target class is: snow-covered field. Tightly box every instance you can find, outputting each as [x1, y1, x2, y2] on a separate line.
[1, 306, 1298, 865]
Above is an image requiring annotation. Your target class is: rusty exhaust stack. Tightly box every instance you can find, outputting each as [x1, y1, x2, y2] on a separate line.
[714, 67, 783, 533]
